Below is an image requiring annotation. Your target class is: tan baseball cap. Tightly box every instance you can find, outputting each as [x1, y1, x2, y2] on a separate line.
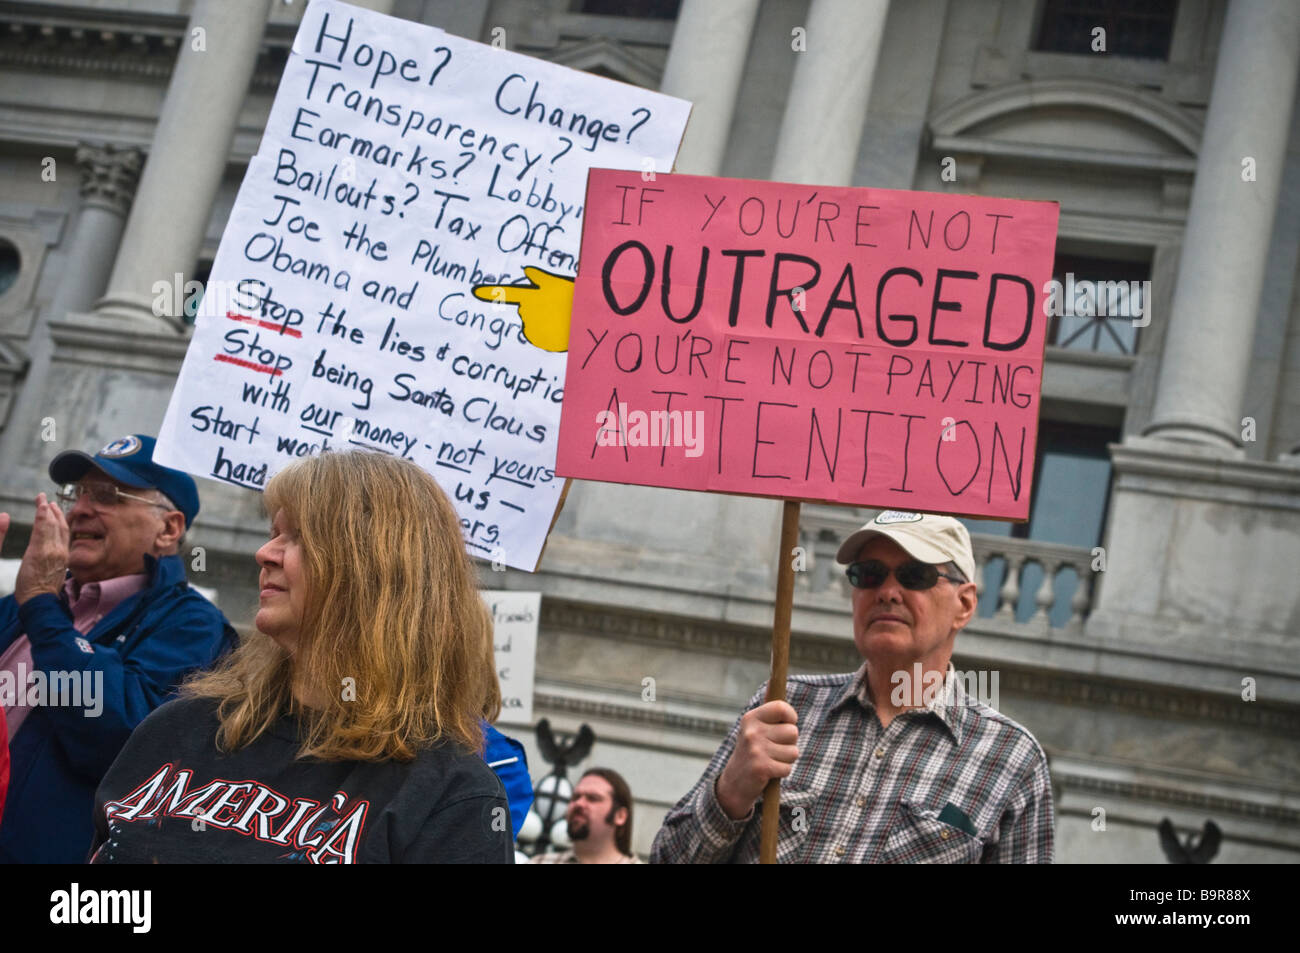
[836, 510, 976, 582]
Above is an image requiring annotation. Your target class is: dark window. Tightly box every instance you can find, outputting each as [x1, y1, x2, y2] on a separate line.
[0, 239, 19, 298]
[1035, 0, 1176, 59]
[184, 260, 213, 326]
[963, 421, 1118, 625]
[579, 0, 680, 18]
[1048, 252, 1151, 356]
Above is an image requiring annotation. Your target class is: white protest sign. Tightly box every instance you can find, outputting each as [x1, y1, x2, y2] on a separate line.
[156, 0, 690, 570]
[486, 590, 540, 726]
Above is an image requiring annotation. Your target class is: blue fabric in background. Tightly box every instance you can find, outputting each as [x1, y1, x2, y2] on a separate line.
[483, 722, 534, 839]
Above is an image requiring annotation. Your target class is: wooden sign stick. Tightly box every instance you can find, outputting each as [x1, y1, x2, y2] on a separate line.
[759, 499, 801, 864]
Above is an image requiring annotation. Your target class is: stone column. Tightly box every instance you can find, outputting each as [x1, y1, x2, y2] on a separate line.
[92, 0, 274, 331]
[50, 145, 143, 318]
[769, 0, 889, 185]
[0, 145, 143, 484]
[1143, 0, 1300, 449]
[659, 0, 762, 176]
[568, 0, 774, 608]
[0, 144, 141, 454]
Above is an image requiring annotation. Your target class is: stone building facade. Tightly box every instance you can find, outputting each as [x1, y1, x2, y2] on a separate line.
[0, 0, 1297, 862]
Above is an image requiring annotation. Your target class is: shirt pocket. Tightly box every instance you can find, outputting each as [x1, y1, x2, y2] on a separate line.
[746, 785, 819, 864]
[879, 799, 985, 864]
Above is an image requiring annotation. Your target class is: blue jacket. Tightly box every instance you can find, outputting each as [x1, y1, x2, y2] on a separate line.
[484, 723, 534, 839]
[0, 554, 237, 863]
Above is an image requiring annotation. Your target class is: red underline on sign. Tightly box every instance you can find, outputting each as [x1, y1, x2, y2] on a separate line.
[213, 354, 283, 377]
[225, 311, 302, 338]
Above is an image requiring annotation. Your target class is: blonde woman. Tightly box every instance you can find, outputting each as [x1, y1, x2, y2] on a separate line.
[89, 451, 511, 863]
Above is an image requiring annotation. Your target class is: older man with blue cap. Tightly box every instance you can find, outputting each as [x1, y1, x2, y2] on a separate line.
[0, 434, 237, 863]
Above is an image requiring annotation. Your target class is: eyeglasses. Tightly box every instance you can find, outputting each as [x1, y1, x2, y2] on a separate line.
[56, 483, 171, 511]
[845, 559, 965, 591]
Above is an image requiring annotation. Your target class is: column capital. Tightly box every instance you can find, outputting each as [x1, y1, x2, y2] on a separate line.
[75, 144, 144, 216]
[93, 0, 273, 332]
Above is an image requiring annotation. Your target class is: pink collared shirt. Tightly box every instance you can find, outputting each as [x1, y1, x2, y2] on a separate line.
[1, 573, 147, 741]
[63, 574, 148, 636]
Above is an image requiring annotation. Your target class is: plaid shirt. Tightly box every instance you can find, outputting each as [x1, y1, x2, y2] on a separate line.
[650, 662, 1054, 864]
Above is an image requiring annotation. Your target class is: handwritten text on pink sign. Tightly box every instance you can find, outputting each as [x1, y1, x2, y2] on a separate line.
[555, 170, 1060, 519]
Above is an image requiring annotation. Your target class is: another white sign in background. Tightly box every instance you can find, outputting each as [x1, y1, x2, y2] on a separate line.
[157, 0, 690, 570]
[486, 590, 539, 726]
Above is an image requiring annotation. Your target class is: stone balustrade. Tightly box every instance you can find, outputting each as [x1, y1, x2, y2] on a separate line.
[968, 534, 1095, 629]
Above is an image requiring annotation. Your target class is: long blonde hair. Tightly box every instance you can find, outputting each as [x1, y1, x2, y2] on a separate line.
[184, 450, 501, 760]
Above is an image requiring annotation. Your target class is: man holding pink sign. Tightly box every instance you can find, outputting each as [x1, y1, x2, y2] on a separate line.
[553, 169, 1060, 863]
[651, 510, 1054, 864]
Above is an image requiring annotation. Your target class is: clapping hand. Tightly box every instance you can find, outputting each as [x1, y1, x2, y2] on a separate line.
[14, 493, 70, 605]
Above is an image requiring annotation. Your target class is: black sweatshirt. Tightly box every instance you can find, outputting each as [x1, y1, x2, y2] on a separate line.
[90, 696, 513, 863]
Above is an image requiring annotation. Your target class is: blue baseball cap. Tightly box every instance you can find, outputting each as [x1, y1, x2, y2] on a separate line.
[49, 434, 200, 528]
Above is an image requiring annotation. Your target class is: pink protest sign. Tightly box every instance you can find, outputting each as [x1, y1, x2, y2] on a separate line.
[555, 170, 1060, 520]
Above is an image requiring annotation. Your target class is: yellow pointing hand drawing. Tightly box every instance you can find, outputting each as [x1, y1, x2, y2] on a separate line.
[472, 267, 576, 353]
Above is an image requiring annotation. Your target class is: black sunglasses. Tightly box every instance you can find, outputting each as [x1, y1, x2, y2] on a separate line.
[845, 559, 965, 591]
